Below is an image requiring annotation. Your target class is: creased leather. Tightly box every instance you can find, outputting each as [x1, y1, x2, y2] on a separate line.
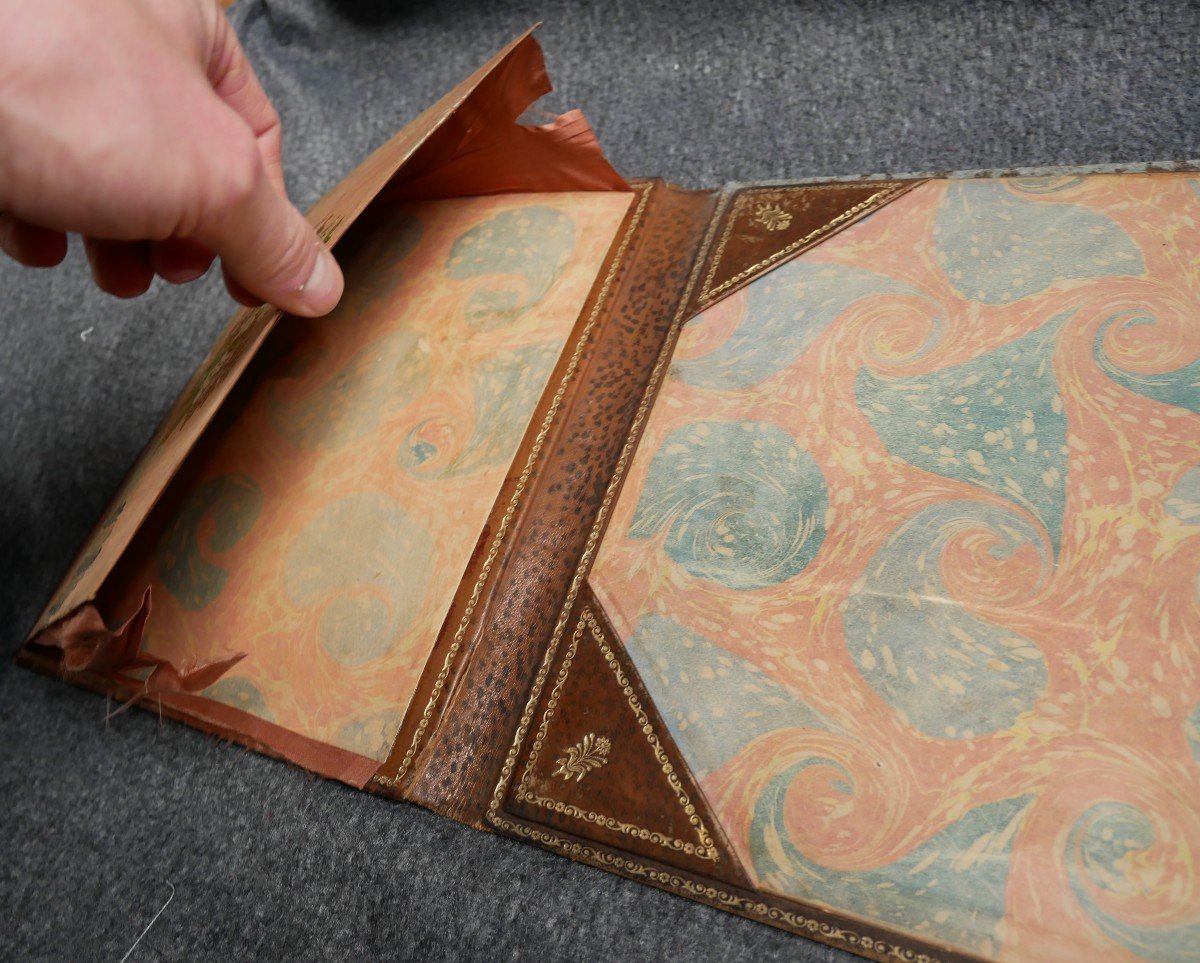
[386, 35, 628, 200]
[30, 587, 244, 701]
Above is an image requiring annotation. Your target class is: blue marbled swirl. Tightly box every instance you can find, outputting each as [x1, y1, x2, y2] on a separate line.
[842, 502, 1049, 739]
[749, 778, 1033, 958]
[628, 420, 828, 590]
[623, 613, 829, 777]
[674, 262, 928, 391]
[1067, 802, 1200, 962]
[1095, 312, 1200, 415]
[934, 181, 1143, 304]
[857, 311, 1070, 554]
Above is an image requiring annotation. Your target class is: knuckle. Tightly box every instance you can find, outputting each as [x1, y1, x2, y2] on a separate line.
[206, 135, 263, 213]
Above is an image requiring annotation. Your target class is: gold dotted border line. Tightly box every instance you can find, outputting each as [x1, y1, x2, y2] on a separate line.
[485, 823, 946, 963]
[485, 183, 946, 962]
[374, 182, 653, 789]
[515, 608, 718, 860]
[487, 185, 724, 830]
[698, 182, 911, 306]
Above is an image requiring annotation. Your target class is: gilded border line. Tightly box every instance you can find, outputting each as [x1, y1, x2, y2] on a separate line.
[484, 182, 948, 963]
[374, 182, 654, 789]
[515, 608, 718, 860]
[486, 825, 945, 963]
[697, 182, 912, 306]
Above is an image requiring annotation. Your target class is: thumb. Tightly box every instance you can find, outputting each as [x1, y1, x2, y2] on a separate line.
[194, 142, 343, 317]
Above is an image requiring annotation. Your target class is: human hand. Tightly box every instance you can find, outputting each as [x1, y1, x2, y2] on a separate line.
[0, 0, 343, 317]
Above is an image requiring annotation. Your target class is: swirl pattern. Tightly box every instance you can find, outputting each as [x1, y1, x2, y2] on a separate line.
[1066, 802, 1200, 960]
[673, 261, 923, 390]
[283, 493, 432, 666]
[1094, 309, 1200, 414]
[101, 191, 633, 760]
[843, 502, 1049, 739]
[446, 205, 576, 329]
[593, 172, 1200, 960]
[627, 420, 828, 590]
[934, 180, 1143, 304]
[156, 473, 263, 610]
[856, 311, 1071, 553]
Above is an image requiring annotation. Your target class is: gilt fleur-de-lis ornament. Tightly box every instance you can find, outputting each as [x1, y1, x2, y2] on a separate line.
[753, 201, 792, 232]
[552, 732, 612, 782]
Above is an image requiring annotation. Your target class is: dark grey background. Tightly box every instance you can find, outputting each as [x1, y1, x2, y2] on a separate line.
[3, 1, 1197, 959]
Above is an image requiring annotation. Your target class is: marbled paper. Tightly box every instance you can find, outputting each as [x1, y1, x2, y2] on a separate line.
[100, 190, 632, 762]
[591, 174, 1200, 961]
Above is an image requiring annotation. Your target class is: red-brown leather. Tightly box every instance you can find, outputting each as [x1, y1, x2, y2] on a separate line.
[369, 183, 654, 795]
[385, 35, 628, 200]
[402, 181, 719, 823]
[687, 180, 922, 316]
[502, 585, 753, 887]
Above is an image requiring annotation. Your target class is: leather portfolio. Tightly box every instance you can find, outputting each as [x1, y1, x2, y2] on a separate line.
[18, 27, 1200, 963]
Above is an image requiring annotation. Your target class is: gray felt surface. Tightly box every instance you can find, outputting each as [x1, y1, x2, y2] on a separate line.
[2, 1, 1197, 959]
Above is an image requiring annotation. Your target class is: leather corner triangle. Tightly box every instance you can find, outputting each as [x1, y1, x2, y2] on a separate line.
[504, 588, 752, 886]
[691, 179, 920, 314]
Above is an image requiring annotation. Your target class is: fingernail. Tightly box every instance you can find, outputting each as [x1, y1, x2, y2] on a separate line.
[299, 246, 342, 315]
[162, 265, 208, 284]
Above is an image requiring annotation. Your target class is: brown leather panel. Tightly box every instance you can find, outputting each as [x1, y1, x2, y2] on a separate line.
[401, 181, 719, 823]
[688, 180, 922, 315]
[370, 183, 650, 795]
[502, 586, 752, 886]
[485, 807, 983, 963]
[26, 29, 556, 640]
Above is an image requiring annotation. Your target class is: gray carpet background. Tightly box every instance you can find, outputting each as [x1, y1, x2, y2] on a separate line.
[2, 1, 1197, 959]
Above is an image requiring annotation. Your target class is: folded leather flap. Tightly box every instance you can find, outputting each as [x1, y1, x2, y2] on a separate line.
[28, 27, 628, 642]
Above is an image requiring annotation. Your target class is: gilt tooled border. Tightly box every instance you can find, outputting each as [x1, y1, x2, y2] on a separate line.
[697, 181, 913, 307]
[373, 182, 654, 789]
[515, 608, 718, 860]
[486, 182, 950, 963]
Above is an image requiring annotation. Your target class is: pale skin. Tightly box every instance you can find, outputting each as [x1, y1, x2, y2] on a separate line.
[0, 0, 344, 317]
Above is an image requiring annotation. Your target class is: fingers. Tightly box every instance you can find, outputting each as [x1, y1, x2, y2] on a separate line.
[83, 237, 154, 298]
[219, 269, 263, 308]
[150, 238, 215, 283]
[0, 214, 68, 267]
[199, 9, 343, 316]
[194, 138, 343, 317]
[205, 8, 286, 194]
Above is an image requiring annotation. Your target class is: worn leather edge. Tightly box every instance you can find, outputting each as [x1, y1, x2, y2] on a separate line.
[483, 808, 986, 963]
[370, 182, 651, 794]
[15, 644, 379, 786]
[474, 176, 981, 963]
[400, 181, 719, 821]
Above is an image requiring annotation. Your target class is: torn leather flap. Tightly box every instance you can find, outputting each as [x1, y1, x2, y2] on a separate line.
[383, 32, 629, 200]
[28, 26, 591, 642]
[32, 588, 244, 702]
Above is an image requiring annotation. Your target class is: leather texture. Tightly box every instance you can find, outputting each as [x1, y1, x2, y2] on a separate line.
[686, 179, 921, 316]
[501, 585, 753, 887]
[398, 180, 719, 822]
[369, 183, 655, 795]
[460, 174, 956, 963]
